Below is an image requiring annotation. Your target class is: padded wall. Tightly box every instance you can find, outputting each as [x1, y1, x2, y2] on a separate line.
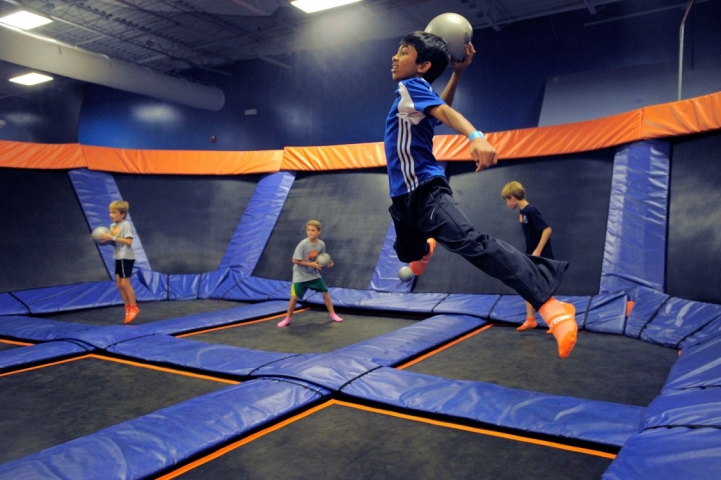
[413, 151, 614, 295]
[0, 168, 110, 292]
[667, 130, 721, 304]
[252, 170, 391, 290]
[113, 174, 260, 274]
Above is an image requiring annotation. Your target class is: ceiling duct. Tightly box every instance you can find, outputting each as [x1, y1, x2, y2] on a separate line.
[0, 25, 225, 111]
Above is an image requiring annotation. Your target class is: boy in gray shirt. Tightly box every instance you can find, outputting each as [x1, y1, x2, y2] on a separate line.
[278, 219, 343, 327]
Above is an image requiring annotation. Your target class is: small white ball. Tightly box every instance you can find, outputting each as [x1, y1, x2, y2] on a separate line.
[398, 266, 415, 282]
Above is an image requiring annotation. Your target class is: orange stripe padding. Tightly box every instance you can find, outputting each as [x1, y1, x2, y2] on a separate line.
[2, 90, 720, 172]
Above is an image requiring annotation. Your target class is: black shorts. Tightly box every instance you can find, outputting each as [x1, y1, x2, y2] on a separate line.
[115, 259, 135, 279]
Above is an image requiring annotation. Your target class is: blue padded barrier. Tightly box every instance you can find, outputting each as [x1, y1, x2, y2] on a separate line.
[133, 300, 289, 336]
[198, 268, 232, 299]
[431, 293, 500, 318]
[0, 293, 29, 315]
[602, 427, 721, 480]
[0, 316, 95, 343]
[303, 287, 449, 313]
[209, 273, 290, 301]
[583, 292, 628, 334]
[600, 141, 670, 295]
[108, 335, 294, 377]
[133, 269, 169, 301]
[168, 273, 202, 300]
[68, 169, 152, 275]
[636, 296, 721, 348]
[0, 379, 331, 480]
[0, 341, 90, 373]
[662, 335, 721, 393]
[340, 367, 644, 448]
[250, 352, 381, 391]
[368, 222, 413, 293]
[624, 286, 670, 338]
[644, 388, 721, 429]
[332, 314, 487, 367]
[11, 282, 121, 314]
[218, 172, 295, 275]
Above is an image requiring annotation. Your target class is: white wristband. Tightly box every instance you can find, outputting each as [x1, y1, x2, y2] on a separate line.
[468, 130, 485, 141]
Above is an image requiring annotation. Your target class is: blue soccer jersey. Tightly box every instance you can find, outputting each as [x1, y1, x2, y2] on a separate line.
[384, 77, 447, 198]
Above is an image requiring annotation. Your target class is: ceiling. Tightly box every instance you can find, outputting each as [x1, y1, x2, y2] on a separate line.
[0, 0, 692, 102]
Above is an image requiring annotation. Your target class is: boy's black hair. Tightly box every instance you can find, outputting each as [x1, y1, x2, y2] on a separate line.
[400, 31, 450, 84]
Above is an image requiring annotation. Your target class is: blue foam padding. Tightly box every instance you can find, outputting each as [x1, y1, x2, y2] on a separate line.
[624, 286, 669, 338]
[134, 300, 289, 336]
[332, 314, 487, 367]
[644, 389, 721, 428]
[600, 141, 670, 295]
[0, 293, 29, 315]
[602, 427, 721, 480]
[486, 295, 527, 323]
[133, 269, 169, 301]
[11, 282, 121, 314]
[303, 287, 448, 313]
[218, 172, 295, 275]
[431, 293, 500, 318]
[108, 334, 294, 377]
[341, 367, 644, 447]
[53, 325, 156, 350]
[68, 169, 152, 274]
[210, 273, 290, 301]
[198, 268, 231, 299]
[0, 379, 331, 480]
[584, 292, 627, 334]
[662, 335, 721, 393]
[0, 316, 94, 343]
[251, 352, 381, 391]
[0, 340, 91, 372]
[168, 273, 202, 300]
[638, 296, 721, 348]
[368, 222, 413, 293]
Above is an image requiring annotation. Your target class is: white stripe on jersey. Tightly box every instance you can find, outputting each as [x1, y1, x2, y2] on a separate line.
[397, 83, 424, 193]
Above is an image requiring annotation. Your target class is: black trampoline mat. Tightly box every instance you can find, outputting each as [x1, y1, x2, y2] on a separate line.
[34, 299, 249, 326]
[177, 402, 612, 480]
[0, 356, 231, 464]
[181, 309, 423, 354]
[404, 324, 678, 406]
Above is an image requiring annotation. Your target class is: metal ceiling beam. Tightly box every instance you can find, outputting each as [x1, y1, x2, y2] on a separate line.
[0, 25, 225, 110]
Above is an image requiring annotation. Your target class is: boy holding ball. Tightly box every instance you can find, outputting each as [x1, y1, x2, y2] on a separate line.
[384, 31, 577, 358]
[277, 219, 343, 327]
[96, 200, 139, 324]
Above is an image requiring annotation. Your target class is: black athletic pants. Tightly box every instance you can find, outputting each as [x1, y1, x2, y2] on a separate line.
[389, 176, 568, 310]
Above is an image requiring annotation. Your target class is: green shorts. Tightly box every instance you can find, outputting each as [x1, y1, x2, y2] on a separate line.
[291, 278, 328, 299]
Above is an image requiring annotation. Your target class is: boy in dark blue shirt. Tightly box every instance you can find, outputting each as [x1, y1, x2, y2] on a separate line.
[502, 181, 555, 332]
[384, 31, 577, 358]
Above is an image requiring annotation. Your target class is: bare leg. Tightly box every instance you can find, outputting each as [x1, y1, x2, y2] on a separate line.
[324, 292, 342, 322]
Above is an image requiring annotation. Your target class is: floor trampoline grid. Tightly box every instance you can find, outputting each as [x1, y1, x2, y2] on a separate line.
[401, 323, 679, 406]
[162, 400, 614, 480]
[178, 308, 425, 354]
[0, 354, 234, 465]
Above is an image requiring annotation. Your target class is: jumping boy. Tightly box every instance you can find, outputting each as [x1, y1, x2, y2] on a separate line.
[97, 200, 139, 324]
[277, 219, 343, 327]
[384, 31, 577, 358]
[502, 181, 555, 332]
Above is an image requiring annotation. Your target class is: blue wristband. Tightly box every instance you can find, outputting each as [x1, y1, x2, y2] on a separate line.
[468, 130, 485, 141]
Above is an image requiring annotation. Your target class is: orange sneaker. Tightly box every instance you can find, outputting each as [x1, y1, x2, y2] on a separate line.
[517, 318, 537, 331]
[539, 300, 577, 358]
[125, 305, 139, 324]
[410, 238, 437, 276]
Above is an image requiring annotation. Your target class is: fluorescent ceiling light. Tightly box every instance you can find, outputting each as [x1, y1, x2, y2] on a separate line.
[0, 11, 52, 30]
[9, 73, 54, 86]
[291, 0, 362, 14]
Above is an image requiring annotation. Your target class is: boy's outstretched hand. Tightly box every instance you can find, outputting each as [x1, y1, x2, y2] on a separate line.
[451, 43, 476, 75]
[471, 137, 498, 172]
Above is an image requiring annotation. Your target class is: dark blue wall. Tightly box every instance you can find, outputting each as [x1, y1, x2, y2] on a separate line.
[75, 1, 721, 150]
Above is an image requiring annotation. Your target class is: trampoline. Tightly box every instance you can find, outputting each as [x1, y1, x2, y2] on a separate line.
[2, 126, 721, 479]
